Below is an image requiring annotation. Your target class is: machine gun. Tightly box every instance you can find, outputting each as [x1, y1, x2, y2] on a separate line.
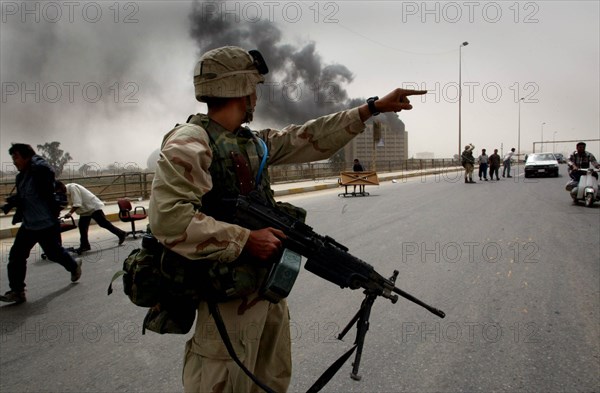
[233, 191, 445, 386]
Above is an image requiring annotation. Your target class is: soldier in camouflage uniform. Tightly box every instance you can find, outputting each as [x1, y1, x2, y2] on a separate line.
[461, 144, 476, 183]
[148, 46, 426, 393]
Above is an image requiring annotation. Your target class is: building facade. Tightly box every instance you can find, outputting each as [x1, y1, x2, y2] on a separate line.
[343, 119, 407, 170]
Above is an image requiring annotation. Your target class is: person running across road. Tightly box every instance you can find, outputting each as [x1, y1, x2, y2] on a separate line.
[0, 144, 82, 304]
[59, 182, 127, 253]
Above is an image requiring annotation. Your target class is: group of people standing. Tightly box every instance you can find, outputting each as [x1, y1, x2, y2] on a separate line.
[461, 144, 516, 183]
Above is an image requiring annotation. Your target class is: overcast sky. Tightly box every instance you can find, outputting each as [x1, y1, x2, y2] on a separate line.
[1, 0, 598, 173]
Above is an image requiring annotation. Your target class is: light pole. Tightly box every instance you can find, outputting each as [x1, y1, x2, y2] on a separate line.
[553, 131, 557, 153]
[541, 122, 546, 152]
[518, 97, 524, 163]
[458, 41, 469, 158]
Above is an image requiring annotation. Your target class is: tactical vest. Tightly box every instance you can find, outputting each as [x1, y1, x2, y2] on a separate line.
[184, 113, 306, 222]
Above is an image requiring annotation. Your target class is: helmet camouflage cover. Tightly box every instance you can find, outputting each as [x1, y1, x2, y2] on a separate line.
[194, 46, 267, 102]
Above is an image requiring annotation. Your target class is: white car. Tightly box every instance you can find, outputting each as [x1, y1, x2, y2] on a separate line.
[524, 153, 559, 178]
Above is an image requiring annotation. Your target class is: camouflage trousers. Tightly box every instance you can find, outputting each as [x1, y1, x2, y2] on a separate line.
[183, 296, 291, 393]
[464, 163, 474, 178]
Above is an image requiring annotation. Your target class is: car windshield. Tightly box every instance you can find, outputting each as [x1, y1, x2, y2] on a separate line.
[531, 154, 555, 161]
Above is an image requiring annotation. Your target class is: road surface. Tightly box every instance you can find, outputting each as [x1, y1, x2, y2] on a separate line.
[1, 166, 598, 392]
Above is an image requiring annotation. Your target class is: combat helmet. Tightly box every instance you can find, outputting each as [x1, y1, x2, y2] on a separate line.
[193, 46, 268, 102]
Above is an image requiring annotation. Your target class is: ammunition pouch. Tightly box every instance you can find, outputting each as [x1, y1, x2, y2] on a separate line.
[109, 233, 270, 335]
[276, 201, 307, 222]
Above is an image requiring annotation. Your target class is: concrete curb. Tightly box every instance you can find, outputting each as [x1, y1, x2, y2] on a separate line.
[272, 168, 463, 196]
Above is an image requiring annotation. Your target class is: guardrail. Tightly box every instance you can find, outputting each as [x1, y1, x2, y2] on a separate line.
[0, 159, 459, 202]
[0, 172, 154, 203]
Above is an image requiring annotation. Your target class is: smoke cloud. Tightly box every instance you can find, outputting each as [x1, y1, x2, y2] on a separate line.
[1, 1, 406, 172]
[188, 0, 405, 131]
[0, 3, 195, 171]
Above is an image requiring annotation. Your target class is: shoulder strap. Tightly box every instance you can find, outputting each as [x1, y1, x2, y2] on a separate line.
[207, 301, 278, 393]
[186, 114, 269, 196]
[186, 113, 209, 129]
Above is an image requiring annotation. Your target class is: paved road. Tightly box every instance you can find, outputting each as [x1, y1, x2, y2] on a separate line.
[284, 166, 599, 392]
[1, 165, 598, 392]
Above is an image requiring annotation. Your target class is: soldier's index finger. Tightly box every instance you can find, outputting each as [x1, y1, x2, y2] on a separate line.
[402, 89, 428, 96]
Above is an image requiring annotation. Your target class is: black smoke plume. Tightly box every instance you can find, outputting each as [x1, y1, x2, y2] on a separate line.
[188, 0, 404, 132]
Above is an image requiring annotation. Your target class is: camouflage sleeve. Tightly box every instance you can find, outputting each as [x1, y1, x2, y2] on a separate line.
[259, 107, 365, 165]
[149, 124, 250, 263]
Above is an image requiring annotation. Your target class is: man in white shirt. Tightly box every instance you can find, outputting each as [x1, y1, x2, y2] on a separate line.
[61, 182, 126, 253]
[502, 148, 516, 178]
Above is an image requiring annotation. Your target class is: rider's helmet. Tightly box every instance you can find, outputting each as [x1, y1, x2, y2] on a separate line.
[193, 46, 269, 102]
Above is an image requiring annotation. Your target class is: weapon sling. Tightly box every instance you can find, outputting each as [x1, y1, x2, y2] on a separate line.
[208, 299, 371, 393]
[208, 301, 279, 393]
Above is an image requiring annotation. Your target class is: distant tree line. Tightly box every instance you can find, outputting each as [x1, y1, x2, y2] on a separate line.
[2, 141, 149, 180]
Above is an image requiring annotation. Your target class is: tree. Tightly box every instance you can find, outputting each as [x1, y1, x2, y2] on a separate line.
[36, 141, 72, 178]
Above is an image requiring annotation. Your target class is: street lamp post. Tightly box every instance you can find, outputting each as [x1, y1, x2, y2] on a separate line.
[553, 131, 557, 153]
[541, 122, 546, 152]
[458, 41, 469, 158]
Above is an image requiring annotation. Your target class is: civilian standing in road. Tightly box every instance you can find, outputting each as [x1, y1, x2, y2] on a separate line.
[503, 147, 516, 178]
[477, 148, 489, 181]
[352, 158, 365, 194]
[488, 149, 501, 181]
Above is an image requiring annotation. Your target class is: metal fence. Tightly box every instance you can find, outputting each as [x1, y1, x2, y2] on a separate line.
[0, 172, 154, 203]
[0, 159, 459, 202]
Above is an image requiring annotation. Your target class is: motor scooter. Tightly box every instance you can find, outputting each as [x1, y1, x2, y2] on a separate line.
[567, 168, 600, 207]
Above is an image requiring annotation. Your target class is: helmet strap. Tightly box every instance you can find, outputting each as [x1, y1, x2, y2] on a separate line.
[243, 95, 254, 124]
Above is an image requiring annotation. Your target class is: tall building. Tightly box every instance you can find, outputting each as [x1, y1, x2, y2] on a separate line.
[343, 118, 407, 169]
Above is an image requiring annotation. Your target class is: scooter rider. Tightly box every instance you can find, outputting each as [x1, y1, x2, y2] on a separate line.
[566, 142, 600, 189]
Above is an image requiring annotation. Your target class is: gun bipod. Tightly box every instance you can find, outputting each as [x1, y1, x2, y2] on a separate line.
[337, 290, 378, 381]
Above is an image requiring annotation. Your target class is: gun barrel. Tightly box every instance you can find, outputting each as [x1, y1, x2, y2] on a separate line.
[392, 286, 445, 318]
